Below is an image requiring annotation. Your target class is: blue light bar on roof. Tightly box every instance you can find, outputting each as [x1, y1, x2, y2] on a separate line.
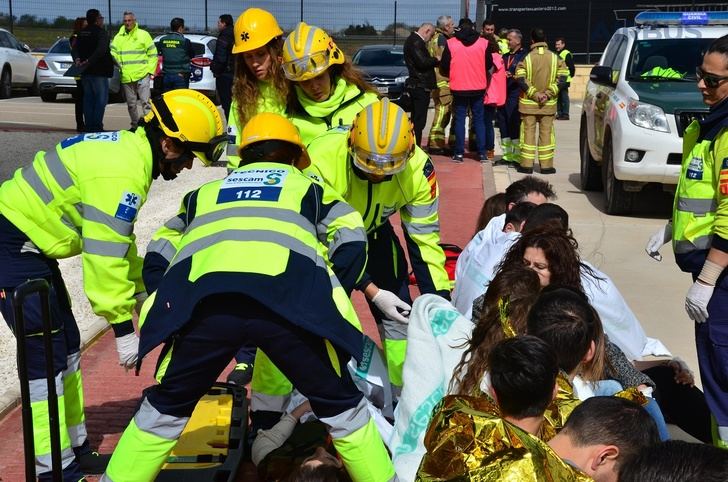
[635, 11, 728, 26]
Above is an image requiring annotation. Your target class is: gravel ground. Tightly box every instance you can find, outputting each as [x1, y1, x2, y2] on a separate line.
[0, 153, 227, 414]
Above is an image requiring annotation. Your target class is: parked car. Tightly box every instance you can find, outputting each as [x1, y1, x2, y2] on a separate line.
[580, 11, 728, 214]
[0, 27, 38, 98]
[36, 37, 123, 102]
[352, 45, 408, 102]
[152, 33, 217, 100]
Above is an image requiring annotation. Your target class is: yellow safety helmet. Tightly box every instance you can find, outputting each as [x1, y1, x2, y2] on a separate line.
[348, 98, 414, 176]
[145, 89, 226, 166]
[239, 112, 310, 169]
[232, 8, 283, 54]
[281, 22, 345, 81]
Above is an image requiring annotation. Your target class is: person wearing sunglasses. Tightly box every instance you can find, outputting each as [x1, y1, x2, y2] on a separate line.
[0, 88, 225, 480]
[282, 22, 379, 146]
[644, 33, 728, 450]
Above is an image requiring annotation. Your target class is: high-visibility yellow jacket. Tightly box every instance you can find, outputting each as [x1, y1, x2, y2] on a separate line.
[428, 30, 450, 89]
[515, 42, 568, 115]
[111, 24, 158, 83]
[673, 114, 728, 256]
[305, 128, 450, 296]
[138, 162, 369, 360]
[290, 78, 379, 146]
[0, 130, 152, 326]
[225, 81, 288, 172]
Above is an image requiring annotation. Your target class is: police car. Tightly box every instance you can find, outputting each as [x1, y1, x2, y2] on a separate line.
[580, 11, 728, 214]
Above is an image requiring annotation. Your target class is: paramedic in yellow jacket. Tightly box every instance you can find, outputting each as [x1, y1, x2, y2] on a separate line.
[102, 113, 395, 482]
[514, 28, 568, 174]
[0, 89, 226, 481]
[225, 8, 289, 173]
[282, 22, 379, 146]
[110, 11, 158, 129]
[307, 98, 450, 387]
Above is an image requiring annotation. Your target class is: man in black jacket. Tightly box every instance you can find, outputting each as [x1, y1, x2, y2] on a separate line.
[74, 8, 114, 132]
[211, 14, 234, 120]
[403, 23, 438, 147]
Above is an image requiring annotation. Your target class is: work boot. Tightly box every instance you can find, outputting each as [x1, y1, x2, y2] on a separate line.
[77, 451, 111, 475]
[226, 362, 254, 386]
[516, 165, 533, 174]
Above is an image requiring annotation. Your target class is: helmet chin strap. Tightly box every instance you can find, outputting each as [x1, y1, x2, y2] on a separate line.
[145, 122, 188, 180]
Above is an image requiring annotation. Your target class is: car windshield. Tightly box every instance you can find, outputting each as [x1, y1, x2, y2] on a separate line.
[49, 39, 71, 54]
[353, 49, 405, 67]
[627, 38, 713, 81]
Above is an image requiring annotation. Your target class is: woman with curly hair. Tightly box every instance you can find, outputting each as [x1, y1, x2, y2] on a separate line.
[225, 8, 289, 172]
[281, 22, 379, 145]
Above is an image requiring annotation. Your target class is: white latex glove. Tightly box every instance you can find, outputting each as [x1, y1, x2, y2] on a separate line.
[133, 291, 148, 317]
[685, 280, 714, 323]
[115, 332, 139, 370]
[645, 222, 672, 261]
[371, 289, 411, 323]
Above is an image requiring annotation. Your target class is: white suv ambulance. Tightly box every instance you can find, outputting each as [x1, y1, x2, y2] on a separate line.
[580, 11, 728, 214]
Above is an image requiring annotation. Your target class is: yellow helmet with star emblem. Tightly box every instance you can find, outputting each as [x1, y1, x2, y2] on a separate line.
[232, 8, 283, 54]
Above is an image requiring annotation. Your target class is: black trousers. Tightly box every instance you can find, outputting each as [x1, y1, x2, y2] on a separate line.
[148, 293, 362, 419]
[408, 86, 431, 147]
[216, 74, 234, 122]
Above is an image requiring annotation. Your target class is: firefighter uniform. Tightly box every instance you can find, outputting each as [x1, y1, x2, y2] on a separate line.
[426, 28, 454, 152]
[305, 101, 450, 387]
[0, 90, 225, 481]
[102, 114, 395, 480]
[672, 102, 728, 448]
[515, 41, 568, 170]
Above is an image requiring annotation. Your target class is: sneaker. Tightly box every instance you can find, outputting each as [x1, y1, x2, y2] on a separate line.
[452, 154, 464, 163]
[516, 165, 533, 174]
[487, 149, 495, 160]
[226, 362, 254, 386]
[540, 167, 557, 174]
[478, 153, 488, 163]
[78, 451, 111, 475]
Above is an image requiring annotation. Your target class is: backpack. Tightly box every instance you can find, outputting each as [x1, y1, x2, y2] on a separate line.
[409, 243, 462, 290]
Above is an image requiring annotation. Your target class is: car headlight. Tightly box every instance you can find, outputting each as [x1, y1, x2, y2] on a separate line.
[395, 76, 408, 84]
[626, 99, 670, 133]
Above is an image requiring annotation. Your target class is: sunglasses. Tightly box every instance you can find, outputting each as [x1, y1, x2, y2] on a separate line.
[696, 67, 728, 89]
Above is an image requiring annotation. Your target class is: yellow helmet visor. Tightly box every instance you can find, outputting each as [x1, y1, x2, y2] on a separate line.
[349, 147, 408, 176]
[282, 49, 331, 81]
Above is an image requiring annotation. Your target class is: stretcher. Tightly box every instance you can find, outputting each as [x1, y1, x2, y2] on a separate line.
[156, 382, 248, 481]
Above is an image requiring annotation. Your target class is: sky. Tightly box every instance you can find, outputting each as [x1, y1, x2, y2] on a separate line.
[0, 0, 479, 33]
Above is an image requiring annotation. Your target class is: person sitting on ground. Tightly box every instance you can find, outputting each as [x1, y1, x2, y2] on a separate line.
[548, 396, 661, 482]
[453, 175, 555, 317]
[617, 440, 728, 482]
[473, 192, 506, 235]
[416, 336, 591, 481]
[391, 263, 541, 481]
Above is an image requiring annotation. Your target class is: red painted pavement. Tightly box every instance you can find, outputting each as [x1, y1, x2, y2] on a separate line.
[0, 155, 484, 482]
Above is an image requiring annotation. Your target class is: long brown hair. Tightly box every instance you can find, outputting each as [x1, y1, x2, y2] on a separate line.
[287, 59, 378, 114]
[450, 263, 542, 395]
[231, 37, 289, 127]
[498, 224, 584, 291]
[474, 192, 507, 234]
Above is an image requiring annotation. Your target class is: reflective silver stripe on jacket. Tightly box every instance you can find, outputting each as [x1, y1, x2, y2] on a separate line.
[188, 206, 316, 234]
[171, 230, 323, 269]
[29, 373, 64, 403]
[328, 227, 367, 257]
[674, 235, 712, 254]
[83, 238, 130, 257]
[677, 197, 717, 216]
[65, 351, 81, 375]
[134, 397, 189, 440]
[318, 397, 371, 439]
[79, 203, 133, 236]
[250, 391, 290, 413]
[118, 49, 147, 55]
[164, 216, 187, 232]
[44, 151, 74, 190]
[402, 220, 440, 235]
[403, 199, 439, 219]
[318, 202, 358, 236]
[146, 238, 178, 262]
[21, 164, 53, 203]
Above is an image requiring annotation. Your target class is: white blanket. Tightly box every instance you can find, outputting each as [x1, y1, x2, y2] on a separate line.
[390, 294, 473, 482]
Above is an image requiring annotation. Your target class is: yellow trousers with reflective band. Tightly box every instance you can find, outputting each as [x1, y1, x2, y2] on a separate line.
[427, 86, 453, 150]
[519, 113, 556, 168]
